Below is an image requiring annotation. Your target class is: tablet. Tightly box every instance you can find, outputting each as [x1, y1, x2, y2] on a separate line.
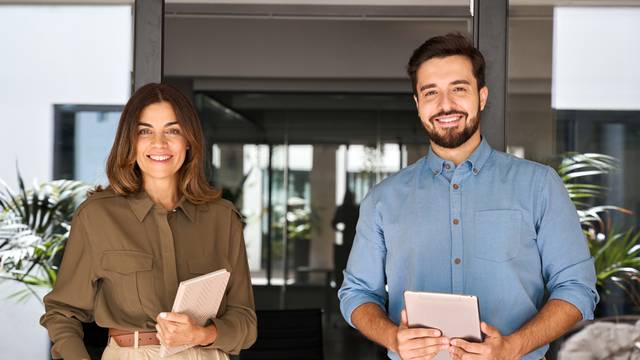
[404, 291, 482, 360]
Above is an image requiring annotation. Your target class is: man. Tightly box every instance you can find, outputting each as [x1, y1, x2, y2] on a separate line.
[338, 33, 598, 360]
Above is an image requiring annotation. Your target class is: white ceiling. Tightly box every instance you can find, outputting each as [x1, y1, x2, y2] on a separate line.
[2, 0, 640, 6]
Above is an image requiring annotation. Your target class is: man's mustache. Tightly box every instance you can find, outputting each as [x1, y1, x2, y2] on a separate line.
[429, 110, 468, 122]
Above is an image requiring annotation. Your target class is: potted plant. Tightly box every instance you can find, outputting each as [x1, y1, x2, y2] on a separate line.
[0, 174, 88, 300]
[556, 153, 640, 315]
[0, 173, 99, 357]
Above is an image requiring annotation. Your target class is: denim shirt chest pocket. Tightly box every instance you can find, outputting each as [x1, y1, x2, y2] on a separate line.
[474, 209, 522, 262]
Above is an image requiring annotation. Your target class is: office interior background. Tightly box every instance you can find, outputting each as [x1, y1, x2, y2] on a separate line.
[1, 0, 640, 358]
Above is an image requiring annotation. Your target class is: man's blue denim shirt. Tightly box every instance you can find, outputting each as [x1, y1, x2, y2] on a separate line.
[338, 138, 599, 360]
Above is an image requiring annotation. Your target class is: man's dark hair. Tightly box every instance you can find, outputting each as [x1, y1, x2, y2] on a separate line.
[407, 33, 486, 96]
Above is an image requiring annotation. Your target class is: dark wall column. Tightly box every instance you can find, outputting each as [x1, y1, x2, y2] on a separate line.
[473, 0, 508, 151]
[133, 0, 164, 92]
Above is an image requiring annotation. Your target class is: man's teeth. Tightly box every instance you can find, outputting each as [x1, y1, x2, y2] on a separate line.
[150, 155, 171, 161]
[437, 116, 460, 123]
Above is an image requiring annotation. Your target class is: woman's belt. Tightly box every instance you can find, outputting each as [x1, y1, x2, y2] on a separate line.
[108, 328, 160, 347]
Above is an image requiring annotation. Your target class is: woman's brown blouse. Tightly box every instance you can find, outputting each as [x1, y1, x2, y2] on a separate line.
[40, 189, 257, 360]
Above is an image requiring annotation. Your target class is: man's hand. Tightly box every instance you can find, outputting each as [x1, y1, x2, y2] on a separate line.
[449, 322, 522, 360]
[155, 312, 217, 347]
[396, 309, 450, 360]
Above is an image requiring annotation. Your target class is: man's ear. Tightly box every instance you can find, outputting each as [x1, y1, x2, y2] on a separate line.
[479, 86, 489, 111]
[413, 94, 419, 110]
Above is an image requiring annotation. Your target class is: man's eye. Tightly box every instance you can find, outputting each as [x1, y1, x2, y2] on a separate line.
[424, 90, 437, 97]
[453, 87, 467, 93]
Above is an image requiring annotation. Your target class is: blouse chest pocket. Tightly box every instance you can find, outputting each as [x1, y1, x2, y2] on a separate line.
[101, 250, 153, 314]
[474, 210, 522, 262]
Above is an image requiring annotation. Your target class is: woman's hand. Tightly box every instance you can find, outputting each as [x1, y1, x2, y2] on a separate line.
[155, 312, 217, 347]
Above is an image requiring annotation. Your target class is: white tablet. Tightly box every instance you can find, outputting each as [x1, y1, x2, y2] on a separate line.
[404, 291, 482, 360]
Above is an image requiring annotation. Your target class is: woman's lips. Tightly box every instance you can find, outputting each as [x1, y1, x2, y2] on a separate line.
[147, 154, 173, 162]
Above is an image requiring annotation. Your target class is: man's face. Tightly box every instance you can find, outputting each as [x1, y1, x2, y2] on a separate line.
[413, 55, 488, 149]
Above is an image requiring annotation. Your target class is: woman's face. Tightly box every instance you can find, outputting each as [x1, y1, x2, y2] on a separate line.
[135, 101, 188, 185]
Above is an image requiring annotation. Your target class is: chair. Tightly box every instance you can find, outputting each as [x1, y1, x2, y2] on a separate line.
[239, 309, 324, 360]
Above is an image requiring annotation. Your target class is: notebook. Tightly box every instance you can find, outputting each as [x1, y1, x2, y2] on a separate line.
[159, 269, 231, 358]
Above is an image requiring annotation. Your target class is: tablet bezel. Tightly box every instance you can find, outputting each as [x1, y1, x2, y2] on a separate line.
[403, 290, 482, 344]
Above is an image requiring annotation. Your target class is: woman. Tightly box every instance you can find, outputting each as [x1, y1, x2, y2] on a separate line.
[40, 83, 257, 360]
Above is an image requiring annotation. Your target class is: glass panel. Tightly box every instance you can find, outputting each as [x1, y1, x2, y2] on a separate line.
[52, 108, 122, 184]
[167, 3, 471, 357]
[198, 92, 423, 287]
[508, 2, 640, 321]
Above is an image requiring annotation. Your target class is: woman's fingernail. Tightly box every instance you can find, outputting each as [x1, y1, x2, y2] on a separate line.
[160, 312, 167, 318]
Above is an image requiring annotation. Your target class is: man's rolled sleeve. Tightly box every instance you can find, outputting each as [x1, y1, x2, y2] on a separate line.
[547, 258, 599, 320]
[338, 188, 388, 328]
[536, 167, 599, 320]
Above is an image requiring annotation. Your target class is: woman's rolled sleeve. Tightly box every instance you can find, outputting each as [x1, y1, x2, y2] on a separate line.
[40, 209, 97, 359]
[202, 210, 257, 354]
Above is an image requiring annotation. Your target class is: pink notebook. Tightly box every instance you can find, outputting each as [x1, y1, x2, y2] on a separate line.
[159, 269, 231, 358]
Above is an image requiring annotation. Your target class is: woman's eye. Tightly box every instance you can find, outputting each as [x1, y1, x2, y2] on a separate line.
[166, 128, 181, 136]
[138, 128, 152, 135]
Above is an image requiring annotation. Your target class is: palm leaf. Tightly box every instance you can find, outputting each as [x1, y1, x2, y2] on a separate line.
[0, 170, 87, 303]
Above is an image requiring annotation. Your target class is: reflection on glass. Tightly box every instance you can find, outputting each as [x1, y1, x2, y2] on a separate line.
[508, 3, 640, 318]
[200, 92, 425, 287]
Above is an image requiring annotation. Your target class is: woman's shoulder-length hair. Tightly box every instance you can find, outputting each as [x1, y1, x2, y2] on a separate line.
[99, 82, 221, 204]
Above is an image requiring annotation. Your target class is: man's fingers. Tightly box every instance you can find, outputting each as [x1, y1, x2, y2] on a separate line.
[398, 327, 442, 341]
[403, 342, 449, 359]
[450, 339, 486, 354]
[449, 345, 483, 360]
[399, 336, 449, 352]
[480, 322, 501, 338]
[401, 309, 408, 327]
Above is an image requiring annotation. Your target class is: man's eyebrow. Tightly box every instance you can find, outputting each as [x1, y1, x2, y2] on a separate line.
[451, 80, 471, 86]
[418, 79, 471, 93]
[418, 83, 437, 92]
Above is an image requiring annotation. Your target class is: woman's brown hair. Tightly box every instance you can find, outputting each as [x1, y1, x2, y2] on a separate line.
[101, 83, 220, 204]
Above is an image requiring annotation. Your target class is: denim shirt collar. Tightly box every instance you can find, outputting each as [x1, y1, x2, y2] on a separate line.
[425, 136, 493, 176]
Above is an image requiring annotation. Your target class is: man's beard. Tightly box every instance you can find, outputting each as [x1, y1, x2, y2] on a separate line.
[424, 106, 480, 149]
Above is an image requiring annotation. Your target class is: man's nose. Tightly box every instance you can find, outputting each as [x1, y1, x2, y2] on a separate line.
[438, 92, 454, 111]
